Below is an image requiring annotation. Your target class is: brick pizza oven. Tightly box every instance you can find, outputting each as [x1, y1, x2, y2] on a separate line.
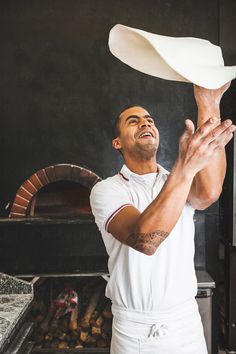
[9, 163, 101, 218]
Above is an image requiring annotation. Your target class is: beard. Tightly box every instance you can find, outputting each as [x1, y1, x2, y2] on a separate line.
[126, 142, 158, 161]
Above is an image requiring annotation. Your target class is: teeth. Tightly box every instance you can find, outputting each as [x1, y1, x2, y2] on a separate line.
[140, 132, 153, 138]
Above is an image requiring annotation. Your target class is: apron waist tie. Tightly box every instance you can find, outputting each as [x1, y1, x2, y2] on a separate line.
[148, 323, 168, 340]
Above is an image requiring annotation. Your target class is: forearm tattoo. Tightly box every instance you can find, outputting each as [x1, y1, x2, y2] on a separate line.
[127, 229, 169, 255]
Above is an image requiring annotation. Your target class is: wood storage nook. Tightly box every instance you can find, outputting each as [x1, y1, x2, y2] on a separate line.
[0, 164, 111, 353]
[27, 276, 112, 352]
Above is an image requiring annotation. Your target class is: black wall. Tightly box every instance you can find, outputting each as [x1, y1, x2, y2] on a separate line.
[0, 1, 235, 353]
[0, 0, 222, 211]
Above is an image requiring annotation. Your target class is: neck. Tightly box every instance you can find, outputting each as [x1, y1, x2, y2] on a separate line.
[124, 156, 158, 175]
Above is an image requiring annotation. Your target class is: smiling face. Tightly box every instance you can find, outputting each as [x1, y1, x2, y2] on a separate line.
[112, 106, 159, 161]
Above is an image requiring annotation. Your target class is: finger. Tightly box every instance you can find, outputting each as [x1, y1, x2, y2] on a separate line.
[184, 119, 195, 136]
[179, 119, 195, 145]
[194, 117, 221, 140]
[210, 134, 233, 152]
[209, 125, 236, 149]
[203, 119, 234, 146]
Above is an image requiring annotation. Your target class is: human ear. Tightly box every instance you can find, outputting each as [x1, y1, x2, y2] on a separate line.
[112, 137, 122, 150]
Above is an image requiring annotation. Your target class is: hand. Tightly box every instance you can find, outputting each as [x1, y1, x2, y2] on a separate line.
[177, 116, 235, 177]
[193, 82, 231, 109]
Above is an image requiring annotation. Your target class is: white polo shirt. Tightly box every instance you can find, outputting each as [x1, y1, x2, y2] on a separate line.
[90, 164, 197, 313]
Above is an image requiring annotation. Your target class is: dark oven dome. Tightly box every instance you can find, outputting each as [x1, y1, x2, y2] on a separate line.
[9, 164, 101, 219]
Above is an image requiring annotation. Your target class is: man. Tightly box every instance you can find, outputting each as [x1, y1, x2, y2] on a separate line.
[90, 83, 235, 354]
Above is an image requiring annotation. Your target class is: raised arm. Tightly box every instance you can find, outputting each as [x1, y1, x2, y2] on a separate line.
[108, 116, 235, 255]
[187, 82, 231, 209]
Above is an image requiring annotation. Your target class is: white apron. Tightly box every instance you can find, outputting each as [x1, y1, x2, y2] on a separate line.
[111, 299, 208, 354]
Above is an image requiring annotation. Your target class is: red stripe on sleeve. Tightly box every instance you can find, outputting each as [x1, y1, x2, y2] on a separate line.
[105, 204, 132, 231]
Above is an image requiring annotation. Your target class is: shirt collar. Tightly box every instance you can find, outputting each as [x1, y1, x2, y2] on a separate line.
[119, 164, 169, 182]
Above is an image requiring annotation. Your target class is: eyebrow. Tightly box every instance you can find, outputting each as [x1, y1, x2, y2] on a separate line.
[125, 114, 152, 122]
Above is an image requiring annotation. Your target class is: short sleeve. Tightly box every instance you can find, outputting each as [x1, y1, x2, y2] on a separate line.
[90, 179, 133, 234]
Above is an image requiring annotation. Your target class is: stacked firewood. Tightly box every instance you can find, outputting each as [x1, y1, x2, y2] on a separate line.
[28, 277, 112, 349]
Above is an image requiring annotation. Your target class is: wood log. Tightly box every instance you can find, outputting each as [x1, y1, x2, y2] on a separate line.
[102, 319, 112, 335]
[80, 278, 101, 309]
[95, 314, 105, 327]
[102, 302, 113, 319]
[34, 344, 43, 349]
[44, 332, 53, 341]
[30, 298, 47, 320]
[70, 330, 79, 341]
[69, 303, 78, 330]
[91, 326, 102, 337]
[40, 303, 55, 333]
[33, 314, 45, 323]
[68, 339, 77, 348]
[80, 329, 89, 342]
[58, 332, 67, 341]
[81, 284, 104, 330]
[58, 314, 70, 332]
[49, 317, 59, 333]
[91, 315, 104, 337]
[76, 324, 82, 335]
[65, 330, 78, 343]
[75, 341, 84, 348]
[97, 338, 108, 348]
[89, 295, 107, 326]
[43, 340, 52, 349]
[101, 319, 112, 344]
[101, 331, 109, 342]
[51, 339, 60, 349]
[32, 328, 44, 344]
[58, 341, 69, 349]
[84, 334, 96, 347]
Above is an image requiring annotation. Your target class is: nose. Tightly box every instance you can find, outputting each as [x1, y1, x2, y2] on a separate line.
[139, 119, 151, 129]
